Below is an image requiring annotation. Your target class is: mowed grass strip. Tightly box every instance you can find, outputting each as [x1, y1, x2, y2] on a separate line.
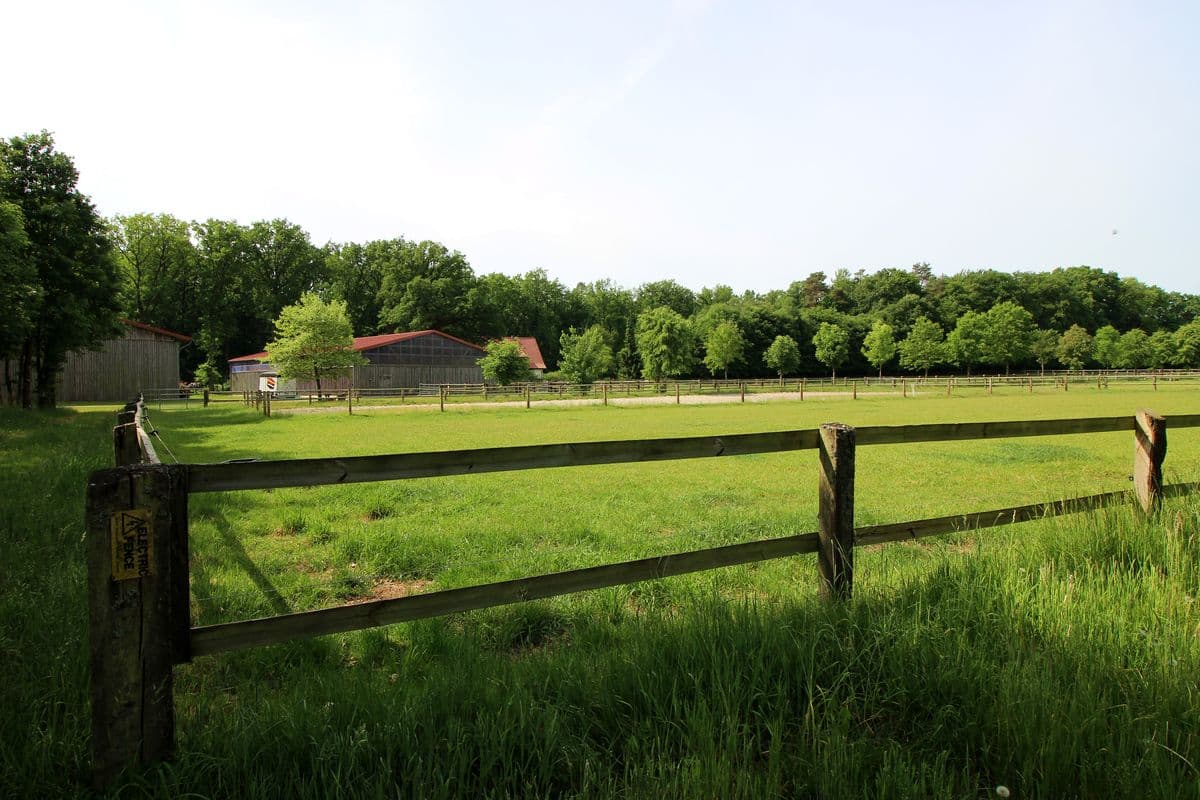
[1, 386, 1198, 797]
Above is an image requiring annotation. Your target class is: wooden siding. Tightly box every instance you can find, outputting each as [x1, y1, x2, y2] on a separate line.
[2, 327, 182, 403]
[231, 331, 484, 392]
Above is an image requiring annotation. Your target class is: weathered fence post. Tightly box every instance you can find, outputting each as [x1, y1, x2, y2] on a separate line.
[526, 386, 531, 409]
[87, 464, 190, 790]
[676, 382, 681, 404]
[348, 386, 353, 416]
[1133, 410, 1167, 513]
[740, 382, 746, 403]
[603, 383, 608, 406]
[799, 379, 805, 401]
[817, 422, 856, 600]
[852, 381, 857, 400]
[440, 386, 446, 412]
[114, 407, 139, 466]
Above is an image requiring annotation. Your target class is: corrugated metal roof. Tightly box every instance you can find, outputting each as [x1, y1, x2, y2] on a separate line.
[228, 329, 485, 363]
[120, 318, 192, 342]
[503, 336, 546, 370]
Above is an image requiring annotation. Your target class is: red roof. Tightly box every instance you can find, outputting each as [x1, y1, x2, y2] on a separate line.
[120, 318, 192, 343]
[503, 336, 546, 370]
[228, 329, 485, 363]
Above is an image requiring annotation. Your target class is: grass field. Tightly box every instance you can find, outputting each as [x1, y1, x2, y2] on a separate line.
[3, 385, 1199, 798]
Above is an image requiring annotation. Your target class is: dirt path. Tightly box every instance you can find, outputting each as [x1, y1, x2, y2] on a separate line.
[281, 389, 903, 415]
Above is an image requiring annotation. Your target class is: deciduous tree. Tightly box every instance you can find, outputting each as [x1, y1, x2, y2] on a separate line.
[477, 339, 533, 385]
[812, 322, 850, 378]
[898, 316, 945, 377]
[861, 320, 896, 377]
[0, 131, 119, 407]
[763, 335, 801, 380]
[266, 293, 366, 397]
[1056, 324, 1093, 371]
[635, 306, 696, 382]
[558, 325, 613, 384]
[703, 321, 745, 379]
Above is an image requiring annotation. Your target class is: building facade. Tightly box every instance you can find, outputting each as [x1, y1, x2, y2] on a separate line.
[228, 330, 486, 393]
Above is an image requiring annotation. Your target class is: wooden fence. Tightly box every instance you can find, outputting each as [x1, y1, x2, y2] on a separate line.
[85, 402, 1199, 788]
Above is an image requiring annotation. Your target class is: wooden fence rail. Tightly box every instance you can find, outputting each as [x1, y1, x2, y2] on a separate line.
[84, 404, 1199, 788]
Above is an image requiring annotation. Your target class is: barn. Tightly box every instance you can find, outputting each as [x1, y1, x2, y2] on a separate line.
[228, 329, 486, 393]
[2, 319, 191, 404]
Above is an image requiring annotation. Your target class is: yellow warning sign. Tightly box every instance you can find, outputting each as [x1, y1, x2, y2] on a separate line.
[110, 508, 154, 581]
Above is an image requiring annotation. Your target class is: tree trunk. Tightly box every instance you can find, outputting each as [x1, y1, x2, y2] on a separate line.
[18, 340, 33, 409]
[314, 370, 322, 400]
[35, 351, 58, 408]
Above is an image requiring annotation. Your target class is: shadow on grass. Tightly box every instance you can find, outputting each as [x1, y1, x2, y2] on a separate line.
[152, 515, 1200, 800]
[190, 507, 292, 624]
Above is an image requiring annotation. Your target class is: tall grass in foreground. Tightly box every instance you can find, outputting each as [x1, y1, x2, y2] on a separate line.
[2, 402, 1199, 798]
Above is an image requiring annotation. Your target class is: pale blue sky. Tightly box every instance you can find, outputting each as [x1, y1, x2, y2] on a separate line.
[3, 0, 1197, 293]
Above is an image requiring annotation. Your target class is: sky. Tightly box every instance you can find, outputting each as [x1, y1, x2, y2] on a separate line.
[3, 0, 1198, 294]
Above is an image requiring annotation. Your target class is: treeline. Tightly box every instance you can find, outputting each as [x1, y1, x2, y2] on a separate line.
[4, 131, 1200, 408]
[109, 211, 1200, 381]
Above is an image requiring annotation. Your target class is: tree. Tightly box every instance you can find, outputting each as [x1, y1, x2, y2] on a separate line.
[812, 322, 850, 378]
[378, 240, 482, 339]
[635, 306, 696, 382]
[192, 361, 222, 389]
[1092, 325, 1122, 368]
[0, 194, 34, 401]
[1116, 329, 1152, 369]
[1147, 330, 1176, 369]
[636, 280, 696, 318]
[265, 293, 366, 398]
[861, 320, 897, 377]
[763, 335, 801, 380]
[1029, 329, 1059, 375]
[898, 316, 945, 377]
[477, 339, 532, 385]
[1, 131, 120, 407]
[703, 321, 745, 379]
[1176, 321, 1200, 367]
[1056, 324, 1093, 371]
[983, 301, 1035, 374]
[558, 325, 613, 384]
[945, 311, 988, 376]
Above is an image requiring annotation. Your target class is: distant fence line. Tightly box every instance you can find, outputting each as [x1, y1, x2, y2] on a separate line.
[140, 369, 1200, 413]
[85, 398, 1199, 787]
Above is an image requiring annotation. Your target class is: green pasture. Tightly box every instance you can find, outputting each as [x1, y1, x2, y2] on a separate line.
[2, 384, 1199, 797]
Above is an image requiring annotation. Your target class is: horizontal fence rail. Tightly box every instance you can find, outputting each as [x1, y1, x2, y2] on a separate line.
[85, 403, 1199, 788]
[185, 414, 1200, 493]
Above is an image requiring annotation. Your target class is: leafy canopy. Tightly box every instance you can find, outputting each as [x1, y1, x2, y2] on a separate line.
[635, 306, 696, 382]
[477, 340, 532, 385]
[266, 293, 366, 389]
[812, 322, 850, 378]
[899, 316, 945, 376]
[558, 326, 613, 384]
[763, 335, 801, 378]
[861, 320, 897, 375]
[702, 321, 745, 378]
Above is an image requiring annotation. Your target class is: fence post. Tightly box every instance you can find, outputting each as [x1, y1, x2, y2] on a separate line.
[800, 379, 804, 401]
[603, 383, 608, 406]
[1133, 410, 1167, 513]
[348, 386, 353, 416]
[440, 386, 446, 412]
[86, 464, 190, 790]
[852, 381, 857, 400]
[114, 408, 139, 466]
[740, 382, 745, 403]
[817, 422, 856, 601]
[676, 382, 680, 404]
[526, 386, 531, 409]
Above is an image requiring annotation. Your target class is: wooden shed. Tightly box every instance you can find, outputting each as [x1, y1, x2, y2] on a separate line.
[2, 319, 191, 404]
[228, 330, 486, 393]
